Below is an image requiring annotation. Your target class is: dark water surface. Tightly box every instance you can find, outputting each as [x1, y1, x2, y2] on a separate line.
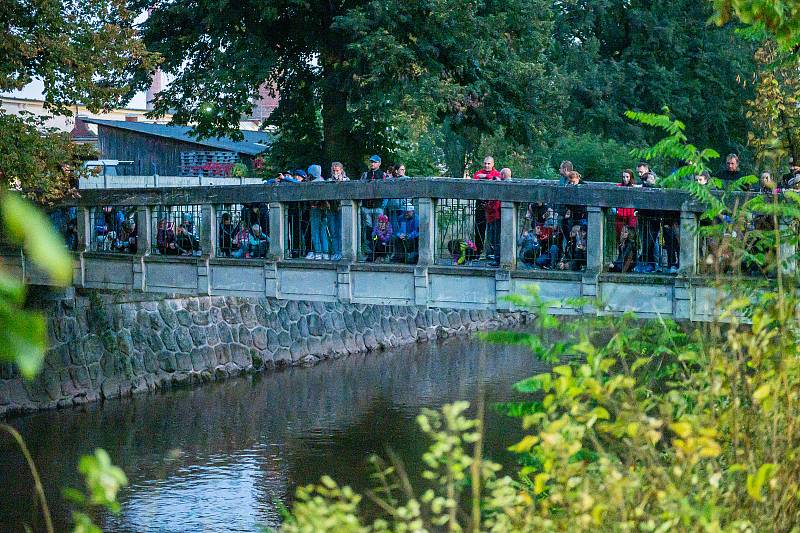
[0, 334, 548, 532]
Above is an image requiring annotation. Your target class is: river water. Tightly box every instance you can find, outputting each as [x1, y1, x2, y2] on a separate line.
[0, 334, 549, 532]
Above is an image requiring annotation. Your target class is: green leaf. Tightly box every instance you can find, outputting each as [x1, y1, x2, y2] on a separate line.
[746, 463, 777, 502]
[1, 193, 72, 286]
[0, 301, 46, 379]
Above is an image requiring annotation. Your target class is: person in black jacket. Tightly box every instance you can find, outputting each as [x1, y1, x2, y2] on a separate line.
[609, 225, 638, 272]
[719, 153, 745, 188]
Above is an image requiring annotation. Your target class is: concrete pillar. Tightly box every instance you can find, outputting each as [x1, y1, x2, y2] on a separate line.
[417, 197, 435, 265]
[199, 204, 214, 257]
[678, 208, 698, 276]
[337, 265, 352, 303]
[415, 197, 435, 307]
[339, 200, 358, 263]
[135, 206, 151, 255]
[132, 206, 150, 291]
[77, 207, 90, 253]
[265, 262, 279, 298]
[581, 206, 605, 311]
[500, 201, 517, 269]
[73, 206, 89, 287]
[585, 206, 604, 275]
[268, 201, 285, 261]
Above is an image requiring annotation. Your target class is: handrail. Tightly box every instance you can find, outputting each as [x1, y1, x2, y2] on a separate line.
[67, 177, 713, 213]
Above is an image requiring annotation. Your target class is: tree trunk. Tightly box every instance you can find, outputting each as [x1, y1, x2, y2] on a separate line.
[319, 47, 362, 176]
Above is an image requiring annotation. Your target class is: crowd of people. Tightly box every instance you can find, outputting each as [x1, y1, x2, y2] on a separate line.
[67, 149, 793, 276]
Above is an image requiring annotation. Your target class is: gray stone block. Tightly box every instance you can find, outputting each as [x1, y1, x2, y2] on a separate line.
[290, 339, 307, 361]
[217, 322, 234, 344]
[238, 325, 253, 347]
[206, 324, 220, 346]
[175, 353, 193, 372]
[221, 305, 240, 324]
[274, 347, 292, 365]
[252, 327, 268, 350]
[189, 326, 207, 347]
[214, 344, 231, 365]
[192, 312, 210, 326]
[158, 301, 177, 325]
[230, 344, 251, 367]
[267, 330, 280, 352]
[175, 309, 192, 327]
[240, 303, 256, 326]
[175, 327, 194, 352]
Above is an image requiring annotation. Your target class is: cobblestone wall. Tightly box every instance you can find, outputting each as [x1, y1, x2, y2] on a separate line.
[0, 294, 527, 417]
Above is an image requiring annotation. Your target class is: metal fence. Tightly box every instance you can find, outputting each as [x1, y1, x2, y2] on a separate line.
[517, 203, 587, 271]
[434, 198, 500, 266]
[49, 207, 79, 251]
[89, 206, 138, 253]
[216, 203, 270, 259]
[604, 210, 680, 273]
[359, 197, 418, 264]
[285, 201, 341, 260]
[151, 204, 203, 256]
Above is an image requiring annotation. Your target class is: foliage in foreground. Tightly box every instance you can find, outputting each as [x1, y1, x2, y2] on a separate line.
[280, 283, 800, 532]
[280, 103, 800, 533]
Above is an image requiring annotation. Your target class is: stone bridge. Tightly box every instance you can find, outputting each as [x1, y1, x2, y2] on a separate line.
[2, 178, 761, 321]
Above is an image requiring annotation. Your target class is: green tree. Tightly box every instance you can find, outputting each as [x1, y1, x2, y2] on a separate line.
[136, 0, 563, 175]
[1, 0, 158, 196]
[745, 39, 800, 172]
[553, 0, 756, 162]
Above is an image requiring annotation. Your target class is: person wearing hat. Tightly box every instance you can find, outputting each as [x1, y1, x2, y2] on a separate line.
[360, 155, 387, 255]
[392, 203, 419, 263]
[361, 155, 386, 182]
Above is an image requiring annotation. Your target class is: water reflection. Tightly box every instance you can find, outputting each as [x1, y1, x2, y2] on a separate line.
[0, 333, 548, 532]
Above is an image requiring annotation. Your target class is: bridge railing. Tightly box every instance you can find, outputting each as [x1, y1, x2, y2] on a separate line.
[59, 177, 708, 276]
[10, 177, 787, 319]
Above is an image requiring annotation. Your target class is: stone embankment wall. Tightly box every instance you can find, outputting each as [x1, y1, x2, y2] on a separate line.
[0, 293, 526, 417]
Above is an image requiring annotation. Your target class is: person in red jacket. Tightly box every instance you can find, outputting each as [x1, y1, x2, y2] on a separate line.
[472, 156, 502, 259]
[614, 169, 638, 240]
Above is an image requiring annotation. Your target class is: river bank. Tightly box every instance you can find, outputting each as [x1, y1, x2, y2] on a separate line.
[0, 291, 528, 417]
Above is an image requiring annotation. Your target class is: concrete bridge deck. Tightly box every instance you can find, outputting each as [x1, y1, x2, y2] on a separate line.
[2, 178, 771, 321]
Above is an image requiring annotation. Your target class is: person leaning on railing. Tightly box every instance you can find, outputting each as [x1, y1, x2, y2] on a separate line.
[326, 162, 349, 261]
[613, 169, 638, 240]
[360, 155, 387, 255]
[472, 156, 501, 259]
[307, 164, 331, 260]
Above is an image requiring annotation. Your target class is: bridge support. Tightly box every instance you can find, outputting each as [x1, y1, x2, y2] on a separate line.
[414, 198, 436, 307]
[496, 202, 517, 311]
[340, 200, 358, 263]
[675, 207, 698, 320]
[268, 201, 285, 262]
[582, 206, 604, 311]
[132, 206, 150, 291]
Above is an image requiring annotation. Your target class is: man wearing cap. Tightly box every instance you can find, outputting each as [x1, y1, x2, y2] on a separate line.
[360, 155, 387, 254]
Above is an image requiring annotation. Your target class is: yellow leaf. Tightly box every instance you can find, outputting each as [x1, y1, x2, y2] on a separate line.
[669, 421, 693, 439]
[552, 365, 572, 378]
[534, 473, 550, 495]
[509, 435, 539, 453]
[753, 383, 771, 402]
